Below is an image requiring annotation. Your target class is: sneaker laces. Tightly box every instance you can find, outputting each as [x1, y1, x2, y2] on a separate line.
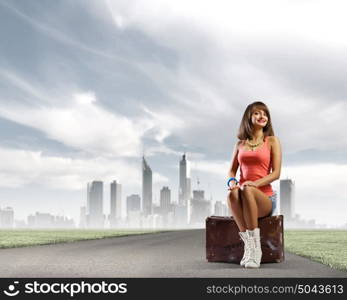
[243, 239, 251, 260]
[247, 238, 256, 263]
[239, 233, 250, 263]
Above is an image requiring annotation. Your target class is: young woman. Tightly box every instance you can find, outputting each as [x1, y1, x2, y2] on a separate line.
[226, 101, 282, 269]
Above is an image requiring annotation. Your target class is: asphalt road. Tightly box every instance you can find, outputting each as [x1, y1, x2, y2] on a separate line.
[0, 229, 346, 278]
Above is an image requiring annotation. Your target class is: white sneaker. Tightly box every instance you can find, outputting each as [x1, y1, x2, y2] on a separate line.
[238, 231, 251, 267]
[245, 228, 262, 269]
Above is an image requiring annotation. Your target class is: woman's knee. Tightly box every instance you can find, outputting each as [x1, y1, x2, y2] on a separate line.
[240, 186, 256, 204]
[227, 188, 240, 203]
[240, 185, 254, 197]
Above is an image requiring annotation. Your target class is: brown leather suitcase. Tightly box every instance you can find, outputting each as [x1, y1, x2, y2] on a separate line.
[206, 215, 284, 263]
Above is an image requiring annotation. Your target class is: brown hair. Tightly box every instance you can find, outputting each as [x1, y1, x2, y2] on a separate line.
[237, 101, 275, 141]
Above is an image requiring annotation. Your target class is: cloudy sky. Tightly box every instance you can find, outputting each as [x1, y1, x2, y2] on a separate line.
[0, 0, 346, 227]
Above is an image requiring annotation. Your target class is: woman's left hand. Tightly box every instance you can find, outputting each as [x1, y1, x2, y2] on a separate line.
[240, 181, 258, 189]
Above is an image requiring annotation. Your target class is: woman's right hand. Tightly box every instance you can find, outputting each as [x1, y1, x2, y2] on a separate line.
[227, 181, 239, 191]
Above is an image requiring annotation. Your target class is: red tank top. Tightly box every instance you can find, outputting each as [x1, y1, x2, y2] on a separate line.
[237, 136, 274, 196]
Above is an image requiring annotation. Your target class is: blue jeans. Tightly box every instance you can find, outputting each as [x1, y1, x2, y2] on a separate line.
[269, 192, 277, 216]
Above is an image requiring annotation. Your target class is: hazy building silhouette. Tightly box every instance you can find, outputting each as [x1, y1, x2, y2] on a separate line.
[186, 177, 192, 223]
[0, 206, 14, 228]
[280, 179, 295, 220]
[159, 186, 173, 227]
[54, 215, 75, 228]
[127, 194, 141, 214]
[79, 206, 87, 228]
[126, 194, 141, 228]
[214, 200, 228, 216]
[27, 212, 74, 228]
[160, 186, 171, 214]
[142, 156, 152, 216]
[87, 181, 104, 228]
[172, 203, 188, 227]
[190, 190, 211, 226]
[179, 154, 191, 206]
[178, 153, 192, 224]
[110, 180, 122, 227]
[28, 212, 54, 228]
[153, 203, 162, 215]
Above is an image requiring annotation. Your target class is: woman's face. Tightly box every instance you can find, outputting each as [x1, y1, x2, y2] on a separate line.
[251, 109, 268, 128]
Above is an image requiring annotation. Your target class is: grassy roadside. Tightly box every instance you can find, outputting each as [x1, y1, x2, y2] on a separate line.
[0, 229, 166, 249]
[284, 229, 347, 273]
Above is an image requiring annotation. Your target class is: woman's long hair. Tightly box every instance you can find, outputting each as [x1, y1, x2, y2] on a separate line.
[237, 101, 275, 141]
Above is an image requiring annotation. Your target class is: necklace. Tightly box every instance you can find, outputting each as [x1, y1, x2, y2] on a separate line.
[246, 135, 264, 151]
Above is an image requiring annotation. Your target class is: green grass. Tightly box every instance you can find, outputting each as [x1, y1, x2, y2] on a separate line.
[284, 229, 347, 272]
[0, 229, 165, 249]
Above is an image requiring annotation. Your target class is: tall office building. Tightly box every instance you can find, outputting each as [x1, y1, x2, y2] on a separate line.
[214, 200, 228, 216]
[179, 153, 191, 206]
[142, 156, 153, 216]
[160, 186, 171, 214]
[126, 194, 141, 214]
[280, 179, 295, 220]
[190, 190, 211, 226]
[126, 194, 141, 228]
[87, 180, 104, 228]
[110, 180, 122, 226]
[0, 207, 14, 228]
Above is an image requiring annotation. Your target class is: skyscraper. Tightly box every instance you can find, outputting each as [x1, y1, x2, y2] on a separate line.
[87, 180, 104, 228]
[214, 200, 228, 216]
[110, 180, 122, 225]
[126, 194, 141, 214]
[179, 153, 189, 206]
[0, 207, 14, 228]
[142, 156, 152, 216]
[126, 194, 141, 228]
[160, 186, 171, 214]
[190, 190, 211, 226]
[280, 179, 295, 220]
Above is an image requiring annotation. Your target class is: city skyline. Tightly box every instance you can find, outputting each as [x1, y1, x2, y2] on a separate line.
[83, 153, 211, 228]
[1, 154, 344, 229]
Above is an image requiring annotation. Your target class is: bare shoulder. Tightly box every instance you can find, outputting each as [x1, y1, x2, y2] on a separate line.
[268, 136, 280, 144]
[235, 139, 244, 150]
[268, 136, 281, 151]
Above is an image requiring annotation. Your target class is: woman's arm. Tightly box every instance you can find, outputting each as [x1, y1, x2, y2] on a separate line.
[228, 141, 241, 178]
[254, 136, 282, 187]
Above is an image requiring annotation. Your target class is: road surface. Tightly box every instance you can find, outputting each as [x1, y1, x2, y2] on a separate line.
[0, 229, 346, 277]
